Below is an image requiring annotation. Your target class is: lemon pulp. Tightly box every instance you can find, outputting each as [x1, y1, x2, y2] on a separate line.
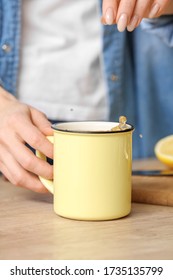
[154, 135, 173, 168]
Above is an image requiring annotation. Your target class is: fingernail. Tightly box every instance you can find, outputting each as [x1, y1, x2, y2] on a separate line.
[101, 16, 108, 25]
[127, 15, 139, 32]
[149, 3, 160, 18]
[100, 16, 106, 25]
[117, 13, 128, 32]
[105, 7, 114, 25]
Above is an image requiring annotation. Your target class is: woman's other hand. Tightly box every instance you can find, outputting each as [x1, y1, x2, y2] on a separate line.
[101, 0, 173, 32]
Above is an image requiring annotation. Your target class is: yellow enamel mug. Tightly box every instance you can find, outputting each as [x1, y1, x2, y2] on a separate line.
[36, 121, 134, 221]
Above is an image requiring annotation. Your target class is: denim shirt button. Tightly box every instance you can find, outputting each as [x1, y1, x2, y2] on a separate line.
[2, 44, 12, 53]
[111, 74, 119, 81]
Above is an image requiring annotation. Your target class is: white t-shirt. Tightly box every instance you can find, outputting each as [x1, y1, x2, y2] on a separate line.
[17, 0, 109, 121]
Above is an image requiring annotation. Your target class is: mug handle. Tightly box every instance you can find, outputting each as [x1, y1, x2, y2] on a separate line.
[35, 136, 54, 194]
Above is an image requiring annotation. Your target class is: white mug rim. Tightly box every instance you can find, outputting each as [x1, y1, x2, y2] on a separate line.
[52, 121, 134, 134]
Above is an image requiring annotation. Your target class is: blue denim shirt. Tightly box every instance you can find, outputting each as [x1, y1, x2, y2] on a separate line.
[1, 0, 173, 159]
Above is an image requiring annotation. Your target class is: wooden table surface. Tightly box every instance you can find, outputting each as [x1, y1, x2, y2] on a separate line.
[0, 159, 173, 260]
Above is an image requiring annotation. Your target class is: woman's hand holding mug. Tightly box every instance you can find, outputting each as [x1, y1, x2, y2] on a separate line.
[0, 87, 53, 193]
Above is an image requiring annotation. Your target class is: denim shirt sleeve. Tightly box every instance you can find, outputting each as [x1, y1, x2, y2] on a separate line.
[0, 0, 21, 95]
[140, 16, 173, 47]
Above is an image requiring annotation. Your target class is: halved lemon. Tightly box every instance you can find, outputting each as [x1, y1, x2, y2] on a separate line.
[154, 135, 173, 168]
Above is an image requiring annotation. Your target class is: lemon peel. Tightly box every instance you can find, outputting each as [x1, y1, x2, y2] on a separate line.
[154, 135, 173, 168]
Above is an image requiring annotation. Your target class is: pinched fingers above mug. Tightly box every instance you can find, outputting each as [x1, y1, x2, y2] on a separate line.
[101, 0, 118, 25]
[101, 0, 171, 32]
[126, 0, 171, 32]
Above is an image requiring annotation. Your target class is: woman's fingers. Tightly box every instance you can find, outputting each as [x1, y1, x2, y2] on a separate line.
[126, 0, 152, 32]
[0, 151, 49, 193]
[2, 133, 53, 179]
[149, 0, 173, 18]
[7, 107, 53, 160]
[116, 0, 136, 32]
[0, 88, 53, 193]
[127, 0, 171, 31]
[101, 0, 171, 32]
[101, 0, 141, 29]
[0, 124, 52, 192]
[30, 107, 53, 136]
[101, 0, 119, 25]
[0, 98, 53, 192]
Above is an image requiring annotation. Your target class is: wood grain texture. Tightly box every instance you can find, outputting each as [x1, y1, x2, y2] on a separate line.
[0, 159, 173, 260]
[132, 158, 173, 206]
